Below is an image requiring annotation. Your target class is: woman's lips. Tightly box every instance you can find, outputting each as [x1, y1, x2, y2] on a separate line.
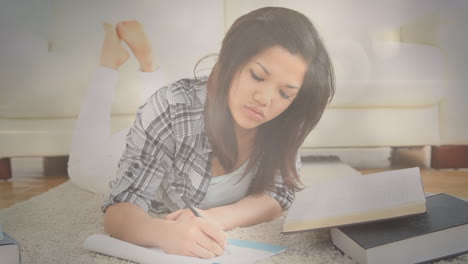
[244, 105, 265, 120]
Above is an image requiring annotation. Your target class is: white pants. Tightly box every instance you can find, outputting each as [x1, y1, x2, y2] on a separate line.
[67, 66, 165, 195]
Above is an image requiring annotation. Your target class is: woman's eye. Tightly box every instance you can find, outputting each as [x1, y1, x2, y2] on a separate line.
[250, 70, 264, 81]
[280, 90, 291, 99]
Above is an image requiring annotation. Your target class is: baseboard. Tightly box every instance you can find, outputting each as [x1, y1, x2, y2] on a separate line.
[300, 147, 392, 169]
[300, 146, 435, 169]
[43, 156, 69, 177]
[431, 145, 468, 169]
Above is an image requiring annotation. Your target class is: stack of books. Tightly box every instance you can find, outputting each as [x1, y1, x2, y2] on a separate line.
[283, 167, 468, 264]
[0, 224, 21, 264]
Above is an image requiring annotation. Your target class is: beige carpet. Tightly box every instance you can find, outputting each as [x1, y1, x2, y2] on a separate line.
[1, 161, 468, 263]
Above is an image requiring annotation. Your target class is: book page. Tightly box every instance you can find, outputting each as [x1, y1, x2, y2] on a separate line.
[286, 167, 425, 222]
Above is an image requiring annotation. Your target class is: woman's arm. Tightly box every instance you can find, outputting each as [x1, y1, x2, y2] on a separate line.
[104, 202, 166, 246]
[166, 194, 283, 231]
[209, 194, 283, 230]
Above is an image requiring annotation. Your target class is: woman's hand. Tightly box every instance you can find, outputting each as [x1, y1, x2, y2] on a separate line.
[159, 216, 228, 259]
[104, 202, 226, 259]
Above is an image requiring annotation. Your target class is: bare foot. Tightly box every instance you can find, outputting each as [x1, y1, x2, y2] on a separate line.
[116, 20, 157, 72]
[100, 23, 129, 70]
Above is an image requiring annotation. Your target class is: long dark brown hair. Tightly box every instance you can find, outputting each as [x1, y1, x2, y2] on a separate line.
[203, 7, 335, 194]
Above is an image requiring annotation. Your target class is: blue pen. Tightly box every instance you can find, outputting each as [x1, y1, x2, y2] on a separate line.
[179, 194, 231, 255]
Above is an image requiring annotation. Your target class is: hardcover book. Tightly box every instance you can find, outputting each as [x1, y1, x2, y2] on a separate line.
[331, 193, 468, 264]
[0, 232, 21, 264]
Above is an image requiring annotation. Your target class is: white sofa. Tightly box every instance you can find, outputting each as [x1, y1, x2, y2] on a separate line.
[1, 0, 467, 179]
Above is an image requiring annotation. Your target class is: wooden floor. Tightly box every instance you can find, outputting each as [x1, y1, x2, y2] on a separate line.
[1, 157, 468, 209]
[359, 168, 468, 199]
[0, 158, 69, 209]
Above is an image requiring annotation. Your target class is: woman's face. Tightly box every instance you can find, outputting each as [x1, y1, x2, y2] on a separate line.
[228, 45, 307, 133]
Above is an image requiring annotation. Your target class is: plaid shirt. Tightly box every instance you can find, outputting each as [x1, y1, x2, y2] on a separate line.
[102, 76, 298, 214]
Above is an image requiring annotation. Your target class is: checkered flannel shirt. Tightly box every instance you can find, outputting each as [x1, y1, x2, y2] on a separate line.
[102, 76, 299, 214]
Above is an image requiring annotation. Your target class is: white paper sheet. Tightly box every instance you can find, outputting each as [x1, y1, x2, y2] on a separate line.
[84, 234, 286, 264]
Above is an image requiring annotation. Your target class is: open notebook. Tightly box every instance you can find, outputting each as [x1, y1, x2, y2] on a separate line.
[84, 234, 286, 264]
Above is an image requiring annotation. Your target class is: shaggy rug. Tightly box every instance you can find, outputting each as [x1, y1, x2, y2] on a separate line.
[1, 160, 467, 264]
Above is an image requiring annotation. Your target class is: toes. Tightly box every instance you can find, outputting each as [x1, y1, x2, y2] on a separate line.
[116, 20, 143, 33]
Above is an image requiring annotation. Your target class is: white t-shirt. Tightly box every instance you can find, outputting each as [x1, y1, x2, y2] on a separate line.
[199, 161, 255, 209]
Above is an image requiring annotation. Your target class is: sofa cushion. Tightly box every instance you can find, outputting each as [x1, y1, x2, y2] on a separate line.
[303, 106, 440, 148]
[329, 42, 445, 108]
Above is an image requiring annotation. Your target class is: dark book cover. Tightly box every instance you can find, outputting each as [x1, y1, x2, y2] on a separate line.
[337, 193, 468, 249]
[1, 232, 20, 247]
[0, 231, 21, 264]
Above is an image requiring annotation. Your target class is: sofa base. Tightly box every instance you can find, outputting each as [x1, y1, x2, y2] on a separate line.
[43, 156, 69, 177]
[431, 145, 468, 169]
[0, 158, 12, 180]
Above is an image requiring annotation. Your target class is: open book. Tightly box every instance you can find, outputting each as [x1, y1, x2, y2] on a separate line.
[283, 167, 427, 233]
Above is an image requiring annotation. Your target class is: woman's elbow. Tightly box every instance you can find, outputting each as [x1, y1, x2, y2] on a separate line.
[103, 203, 123, 236]
[266, 197, 283, 220]
[272, 204, 283, 219]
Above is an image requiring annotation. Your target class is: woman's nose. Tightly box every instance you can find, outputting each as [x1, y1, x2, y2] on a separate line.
[253, 86, 273, 106]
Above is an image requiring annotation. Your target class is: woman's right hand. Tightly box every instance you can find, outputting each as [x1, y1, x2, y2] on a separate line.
[159, 216, 227, 259]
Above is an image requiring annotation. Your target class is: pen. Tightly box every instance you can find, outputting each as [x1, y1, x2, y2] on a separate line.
[180, 194, 204, 218]
[179, 194, 231, 255]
